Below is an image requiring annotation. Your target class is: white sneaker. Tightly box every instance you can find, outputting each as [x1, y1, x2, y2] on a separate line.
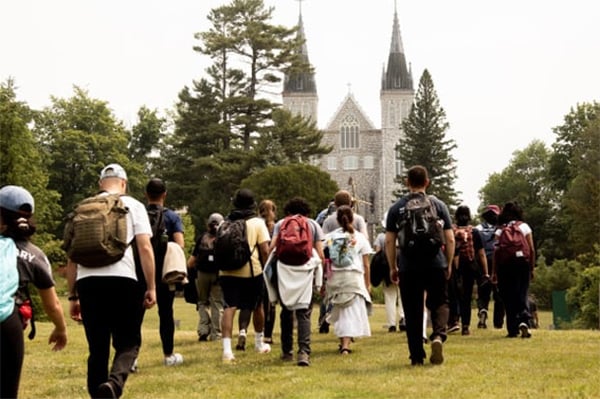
[222, 352, 236, 364]
[164, 353, 184, 366]
[255, 342, 271, 354]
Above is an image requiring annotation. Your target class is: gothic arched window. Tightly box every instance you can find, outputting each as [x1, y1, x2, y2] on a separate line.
[340, 114, 359, 149]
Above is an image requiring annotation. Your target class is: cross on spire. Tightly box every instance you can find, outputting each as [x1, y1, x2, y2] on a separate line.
[294, 0, 304, 15]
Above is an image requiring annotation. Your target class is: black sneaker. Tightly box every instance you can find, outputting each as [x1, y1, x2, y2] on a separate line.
[430, 338, 444, 365]
[519, 322, 532, 338]
[198, 334, 209, 342]
[319, 322, 330, 334]
[461, 326, 470, 336]
[388, 326, 397, 333]
[399, 317, 407, 331]
[235, 334, 246, 351]
[96, 382, 117, 399]
[477, 309, 488, 329]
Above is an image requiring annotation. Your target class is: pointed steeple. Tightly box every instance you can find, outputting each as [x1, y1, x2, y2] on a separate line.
[283, 5, 316, 94]
[382, 2, 412, 90]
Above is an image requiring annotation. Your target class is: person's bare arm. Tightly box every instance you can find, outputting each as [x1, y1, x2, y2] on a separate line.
[136, 233, 156, 308]
[443, 229, 455, 280]
[66, 259, 82, 322]
[385, 231, 399, 284]
[38, 287, 67, 351]
[173, 231, 185, 249]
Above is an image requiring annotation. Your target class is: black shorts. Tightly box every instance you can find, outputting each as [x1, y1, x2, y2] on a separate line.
[220, 275, 264, 310]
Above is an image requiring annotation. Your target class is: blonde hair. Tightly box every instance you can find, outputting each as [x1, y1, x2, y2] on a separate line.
[259, 199, 277, 235]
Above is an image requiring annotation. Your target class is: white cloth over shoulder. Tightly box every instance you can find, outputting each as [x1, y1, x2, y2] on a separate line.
[163, 242, 188, 289]
[263, 249, 322, 310]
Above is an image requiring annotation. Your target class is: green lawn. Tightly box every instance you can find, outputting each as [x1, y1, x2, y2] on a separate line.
[20, 298, 600, 399]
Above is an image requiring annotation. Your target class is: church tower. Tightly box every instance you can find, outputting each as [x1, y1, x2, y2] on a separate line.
[379, 2, 414, 214]
[282, 6, 318, 123]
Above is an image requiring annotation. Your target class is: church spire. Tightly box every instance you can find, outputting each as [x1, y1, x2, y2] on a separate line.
[381, 2, 412, 90]
[283, 1, 316, 94]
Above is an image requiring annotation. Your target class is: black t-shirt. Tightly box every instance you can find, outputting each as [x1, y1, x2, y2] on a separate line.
[385, 194, 453, 272]
[15, 240, 55, 302]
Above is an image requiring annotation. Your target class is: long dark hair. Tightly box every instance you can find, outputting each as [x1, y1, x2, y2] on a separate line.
[336, 205, 354, 234]
[498, 202, 524, 225]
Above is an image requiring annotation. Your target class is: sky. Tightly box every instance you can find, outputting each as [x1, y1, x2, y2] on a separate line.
[2, 0, 599, 211]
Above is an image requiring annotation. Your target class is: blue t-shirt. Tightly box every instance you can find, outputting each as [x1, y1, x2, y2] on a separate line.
[385, 194, 452, 272]
[0, 236, 18, 322]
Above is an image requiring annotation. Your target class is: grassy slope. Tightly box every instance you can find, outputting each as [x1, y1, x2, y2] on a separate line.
[21, 298, 600, 399]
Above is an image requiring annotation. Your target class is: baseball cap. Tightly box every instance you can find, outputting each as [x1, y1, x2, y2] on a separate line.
[0, 185, 35, 214]
[99, 163, 127, 181]
[208, 213, 224, 225]
[483, 205, 500, 215]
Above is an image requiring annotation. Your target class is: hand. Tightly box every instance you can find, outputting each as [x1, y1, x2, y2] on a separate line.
[390, 267, 399, 285]
[144, 289, 156, 309]
[48, 328, 67, 351]
[69, 300, 82, 322]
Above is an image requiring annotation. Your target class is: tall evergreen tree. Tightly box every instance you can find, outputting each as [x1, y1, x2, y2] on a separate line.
[129, 106, 166, 176]
[397, 69, 458, 206]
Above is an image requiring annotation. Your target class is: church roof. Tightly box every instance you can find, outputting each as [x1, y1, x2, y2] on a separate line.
[381, 4, 413, 91]
[325, 92, 376, 131]
[283, 11, 317, 94]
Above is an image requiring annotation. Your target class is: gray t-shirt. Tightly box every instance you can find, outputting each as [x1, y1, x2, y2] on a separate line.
[322, 212, 369, 240]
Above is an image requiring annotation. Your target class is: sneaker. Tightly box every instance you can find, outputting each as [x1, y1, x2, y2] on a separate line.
[430, 338, 444, 365]
[255, 342, 271, 353]
[164, 353, 183, 367]
[222, 353, 236, 364]
[297, 352, 310, 367]
[477, 309, 488, 329]
[198, 334, 209, 342]
[281, 352, 294, 362]
[96, 382, 117, 399]
[130, 358, 138, 373]
[447, 323, 460, 333]
[411, 359, 424, 366]
[388, 326, 397, 333]
[399, 317, 407, 331]
[461, 326, 470, 336]
[319, 322, 329, 334]
[236, 334, 246, 351]
[519, 322, 532, 338]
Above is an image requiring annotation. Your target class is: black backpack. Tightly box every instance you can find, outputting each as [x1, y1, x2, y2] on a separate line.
[194, 232, 218, 273]
[397, 192, 445, 259]
[134, 205, 167, 286]
[370, 250, 391, 287]
[214, 219, 252, 271]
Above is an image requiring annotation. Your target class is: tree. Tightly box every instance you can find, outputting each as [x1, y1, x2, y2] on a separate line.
[479, 140, 555, 261]
[548, 103, 600, 258]
[0, 78, 62, 239]
[195, 0, 308, 151]
[240, 164, 339, 218]
[34, 87, 146, 221]
[397, 69, 458, 205]
[129, 106, 167, 175]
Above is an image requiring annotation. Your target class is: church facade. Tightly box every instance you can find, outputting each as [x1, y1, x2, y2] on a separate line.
[282, 5, 415, 237]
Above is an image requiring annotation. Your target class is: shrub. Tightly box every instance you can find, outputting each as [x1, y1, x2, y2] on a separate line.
[529, 258, 581, 309]
[567, 265, 600, 329]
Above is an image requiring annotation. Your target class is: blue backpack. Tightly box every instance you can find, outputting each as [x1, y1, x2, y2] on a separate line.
[327, 230, 354, 268]
[478, 222, 496, 258]
[0, 237, 18, 323]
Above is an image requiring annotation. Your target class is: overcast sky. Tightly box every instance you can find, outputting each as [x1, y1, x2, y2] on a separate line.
[2, 0, 599, 212]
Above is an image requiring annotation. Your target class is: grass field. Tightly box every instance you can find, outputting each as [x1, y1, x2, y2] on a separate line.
[20, 298, 600, 399]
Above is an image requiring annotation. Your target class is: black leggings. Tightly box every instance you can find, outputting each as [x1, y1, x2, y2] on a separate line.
[1, 309, 24, 399]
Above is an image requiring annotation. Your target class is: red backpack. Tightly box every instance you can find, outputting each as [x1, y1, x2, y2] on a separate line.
[453, 225, 475, 262]
[495, 221, 531, 265]
[276, 215, 313, 266]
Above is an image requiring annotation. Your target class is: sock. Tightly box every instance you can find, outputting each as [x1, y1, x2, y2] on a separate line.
[255, 331, 264, 346]
[239, 329, 247, 337]
[222, 338, 232, 355]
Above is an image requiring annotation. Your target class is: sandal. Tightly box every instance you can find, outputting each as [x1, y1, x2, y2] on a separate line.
[339, 348, 352, 355]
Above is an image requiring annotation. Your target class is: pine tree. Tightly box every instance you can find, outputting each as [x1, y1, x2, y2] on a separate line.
[397, 69, 458, 206]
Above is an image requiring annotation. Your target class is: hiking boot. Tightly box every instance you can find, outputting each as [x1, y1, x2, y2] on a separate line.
[447, 323, 460, 333]
[96, 382, 117, 399]
[477, 309, 488, 329]
[130, 358, 138, 373]
[519, 322, 532, 338]
[399, 317, 407, 331]
[236, 333, 246, 351]
[430, 338, 444, 365]
[461, 326, 470, 336]
[388, 326, 397, 333]
[164, 353, 183, 367]
[297, 352, 310, 367]
[255, 342, 271, 353]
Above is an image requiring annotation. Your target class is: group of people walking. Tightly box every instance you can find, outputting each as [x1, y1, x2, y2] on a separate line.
[0, 163, 536, 398]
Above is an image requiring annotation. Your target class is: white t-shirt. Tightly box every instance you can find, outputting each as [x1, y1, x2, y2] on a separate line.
[77, 194, 152, 281]
[325, 228, 373, 273]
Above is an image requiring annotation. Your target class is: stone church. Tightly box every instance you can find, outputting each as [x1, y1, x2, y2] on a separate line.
[282, 4, 415, 237]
